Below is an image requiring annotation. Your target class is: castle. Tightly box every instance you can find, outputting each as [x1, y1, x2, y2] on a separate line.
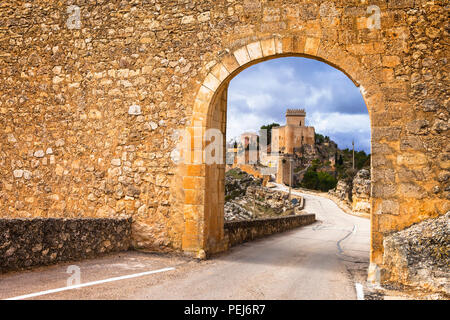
[227, 109, 316, 184]
[230, 108, 316, 168]
[271, 109, 315, 185]
[271, 109, 315, 155]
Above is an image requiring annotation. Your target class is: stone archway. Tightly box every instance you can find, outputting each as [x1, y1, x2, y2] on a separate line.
[179, 36, 382, 269]
[1, 0, 446, 292]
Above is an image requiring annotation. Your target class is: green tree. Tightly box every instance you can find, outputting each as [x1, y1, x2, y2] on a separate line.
[338, 155, 344, 166]
[301, 166, 337, 192]
[317, 171, 337, 191]
[354, 150, 370, 169]
[301, 169, 319, 190]
[315, 133, 325, 144]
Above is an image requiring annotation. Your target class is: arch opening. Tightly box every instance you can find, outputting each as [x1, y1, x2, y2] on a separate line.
[179, 38, 381, 280]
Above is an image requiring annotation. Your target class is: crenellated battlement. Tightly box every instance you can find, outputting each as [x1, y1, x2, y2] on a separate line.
[286, 109, 306, 117]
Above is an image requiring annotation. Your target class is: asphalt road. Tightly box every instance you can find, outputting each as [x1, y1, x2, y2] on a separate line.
[0, 187, 370, 300]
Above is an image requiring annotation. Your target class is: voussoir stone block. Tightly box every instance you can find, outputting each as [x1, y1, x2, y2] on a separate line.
[233, 47, 251, 66]
[260, 38, 276, 57]
[246, 41, 263, 60]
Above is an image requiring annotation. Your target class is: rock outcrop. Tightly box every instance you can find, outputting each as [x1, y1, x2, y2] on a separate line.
[225, 168, 262, 202]
[224, 202, 254, 221]
[225, 168, 303, 222]
[352, 169, 371, 214]
[330, 179, 352, 203]
[383, 212, 450, 294]
[328, 169, 371, 216]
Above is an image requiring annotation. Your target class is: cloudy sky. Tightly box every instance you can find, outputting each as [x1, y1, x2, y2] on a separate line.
[226, 57, 371, 153]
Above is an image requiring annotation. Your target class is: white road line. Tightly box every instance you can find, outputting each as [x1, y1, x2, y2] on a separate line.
[4, 267, 175, 300]
[355, 283, 365, 300]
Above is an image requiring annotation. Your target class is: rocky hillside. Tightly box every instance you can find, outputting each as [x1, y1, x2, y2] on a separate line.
[293, 133, 370, 193]
[225, 168, 303, 221]
[225, 168, 262, 202]
[309, 135, 369, 172]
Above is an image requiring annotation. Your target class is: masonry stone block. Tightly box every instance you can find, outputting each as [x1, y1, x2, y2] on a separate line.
[233, 47, 251, 66]
[246, 41, 263, 60]
[260, 38, 276, 57]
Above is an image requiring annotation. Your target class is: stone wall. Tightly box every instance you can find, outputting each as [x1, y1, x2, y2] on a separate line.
[0, 218, 131, 273]
[382, 212, 449, 294]
[225, 213, 316, 247]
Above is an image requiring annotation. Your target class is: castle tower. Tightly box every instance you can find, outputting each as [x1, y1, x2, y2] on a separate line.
[286, 109, 306, 127]
[271, 108, 315, 155]
[285, 109, 307, 154]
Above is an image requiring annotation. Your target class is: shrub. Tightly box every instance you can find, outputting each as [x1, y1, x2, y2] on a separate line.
[301, 167, 337, 192]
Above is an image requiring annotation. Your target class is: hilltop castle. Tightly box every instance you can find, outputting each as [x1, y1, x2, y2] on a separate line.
[271, 109, 315, 155]
[226, 109, 316, 178]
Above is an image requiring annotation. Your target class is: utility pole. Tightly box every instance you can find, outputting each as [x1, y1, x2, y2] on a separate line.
[352, 140, 355, 170]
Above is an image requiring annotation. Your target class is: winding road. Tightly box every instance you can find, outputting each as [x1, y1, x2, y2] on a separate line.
[1, 187, 370, 300]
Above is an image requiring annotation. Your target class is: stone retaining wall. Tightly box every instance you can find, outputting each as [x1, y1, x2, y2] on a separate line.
[224, 214, 316, 247]
[0, 218, 132, 273]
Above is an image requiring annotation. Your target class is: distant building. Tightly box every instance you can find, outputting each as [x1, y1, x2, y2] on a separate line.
[271, 109, 315, 155]
[239, 132, 259, 164]
[240, 132, 258, 149]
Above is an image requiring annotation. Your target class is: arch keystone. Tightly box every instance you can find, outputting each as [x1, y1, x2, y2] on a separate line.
[274, 38, 283, 54]
[281, 36, 294, 53]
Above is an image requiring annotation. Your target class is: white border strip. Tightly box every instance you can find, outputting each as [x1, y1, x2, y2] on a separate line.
[355, 282, 365, 300]
[4, 267, 175, 300]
